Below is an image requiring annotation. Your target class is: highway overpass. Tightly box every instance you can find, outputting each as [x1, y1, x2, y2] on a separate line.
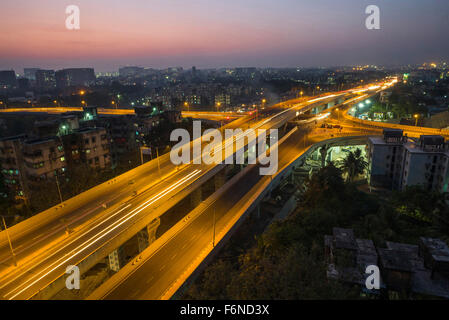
[88, 79, 449, 300]
[0, 89, 358, 299]
[0, 106, 246, 121]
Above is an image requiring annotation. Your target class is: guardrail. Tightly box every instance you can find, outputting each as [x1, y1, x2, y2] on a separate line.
[342, 97, 449, 136]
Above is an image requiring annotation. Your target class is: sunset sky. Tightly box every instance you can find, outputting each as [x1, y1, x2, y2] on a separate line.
[1, 0, 448, 72]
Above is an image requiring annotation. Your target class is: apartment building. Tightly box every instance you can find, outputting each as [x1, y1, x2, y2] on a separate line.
[367, 129, 408, 189]
[368, 129, 449, 192]
[63, 127, 110, 169]
[0, 135, 66, 198]
[21, 137, 66, 191]
[402, 135, 449, 192]
[0, 134, 27, 199]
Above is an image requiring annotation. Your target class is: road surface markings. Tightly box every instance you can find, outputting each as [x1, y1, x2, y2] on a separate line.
[3, 170, 202, 299]
[146, 276, 154, 284]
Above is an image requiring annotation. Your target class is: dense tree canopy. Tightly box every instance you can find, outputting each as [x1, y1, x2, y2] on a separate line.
[184, 163, 449, 299]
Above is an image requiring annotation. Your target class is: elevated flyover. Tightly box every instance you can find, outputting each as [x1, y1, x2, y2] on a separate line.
[0, 89, 359, 299]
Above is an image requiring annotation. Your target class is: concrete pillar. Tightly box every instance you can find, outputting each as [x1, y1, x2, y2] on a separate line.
[214, 169, 227, 191]
[147, 217, 160, 244]
[108, 247, 125, 272]
[190, 187, 202, 208]
[137, 230, 149, 253]
[327, 101, 335, 109]
[136, 217, 161, 252]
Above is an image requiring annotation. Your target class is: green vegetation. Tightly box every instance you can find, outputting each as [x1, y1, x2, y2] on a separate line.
[337, 148, 368, 183]
[367, 83, 428, 120]
[184, 162, 449, 300]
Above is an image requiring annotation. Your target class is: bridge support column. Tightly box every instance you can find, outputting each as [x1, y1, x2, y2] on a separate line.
[108, 247, 125, 272]
[190, 187, 202, 209]
[137, 217, 161, 252]
[214, 168, 227, 191]
[137, 230, 149, 253]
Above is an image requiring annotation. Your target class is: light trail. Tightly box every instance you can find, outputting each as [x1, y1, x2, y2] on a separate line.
[4, 169, 202, 299]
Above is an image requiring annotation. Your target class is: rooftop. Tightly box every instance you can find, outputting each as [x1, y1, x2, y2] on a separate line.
[332, 227, 357, 251]
[420, 237, 449, 263]
[378, 248, 414, 272]
[23, 137, 58, 145]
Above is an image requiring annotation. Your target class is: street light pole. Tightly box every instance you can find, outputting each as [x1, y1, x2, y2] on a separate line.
[2, 216, 17, 267]
[212, 209, 216, 248]
[55, 174, 63, 204]
[156, 147, 161, 177]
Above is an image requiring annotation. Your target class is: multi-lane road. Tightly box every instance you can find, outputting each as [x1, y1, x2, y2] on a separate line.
[91, 106, 382, 300]
[0, 90, 356, 299]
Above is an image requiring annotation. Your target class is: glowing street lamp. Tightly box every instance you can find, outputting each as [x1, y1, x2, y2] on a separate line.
[366, 99, 371, 104]
[79, 90, 85, 96]
[335, 107, 340, 121]
[414, 114, 419, 126]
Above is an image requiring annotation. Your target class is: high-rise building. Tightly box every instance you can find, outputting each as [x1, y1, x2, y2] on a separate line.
[215, 93, 231, 107]
[368, 129, 449, 192]
[24, 68, 41, 81]
[367, 129, 407, 189]
[119, 66, 144, 77]
[0, 70, 17, 89]
[55, 68, 96, 88]
[35, 70, 56, 90]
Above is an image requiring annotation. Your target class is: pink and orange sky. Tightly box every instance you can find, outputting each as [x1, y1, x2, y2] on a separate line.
[1, 0, 448, 72]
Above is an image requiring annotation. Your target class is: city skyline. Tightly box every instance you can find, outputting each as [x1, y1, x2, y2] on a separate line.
[1, 0, 449, 305]
[1, 0, 449, 72]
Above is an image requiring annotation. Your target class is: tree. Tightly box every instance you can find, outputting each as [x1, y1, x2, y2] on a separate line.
[337, 148, 368, 183]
